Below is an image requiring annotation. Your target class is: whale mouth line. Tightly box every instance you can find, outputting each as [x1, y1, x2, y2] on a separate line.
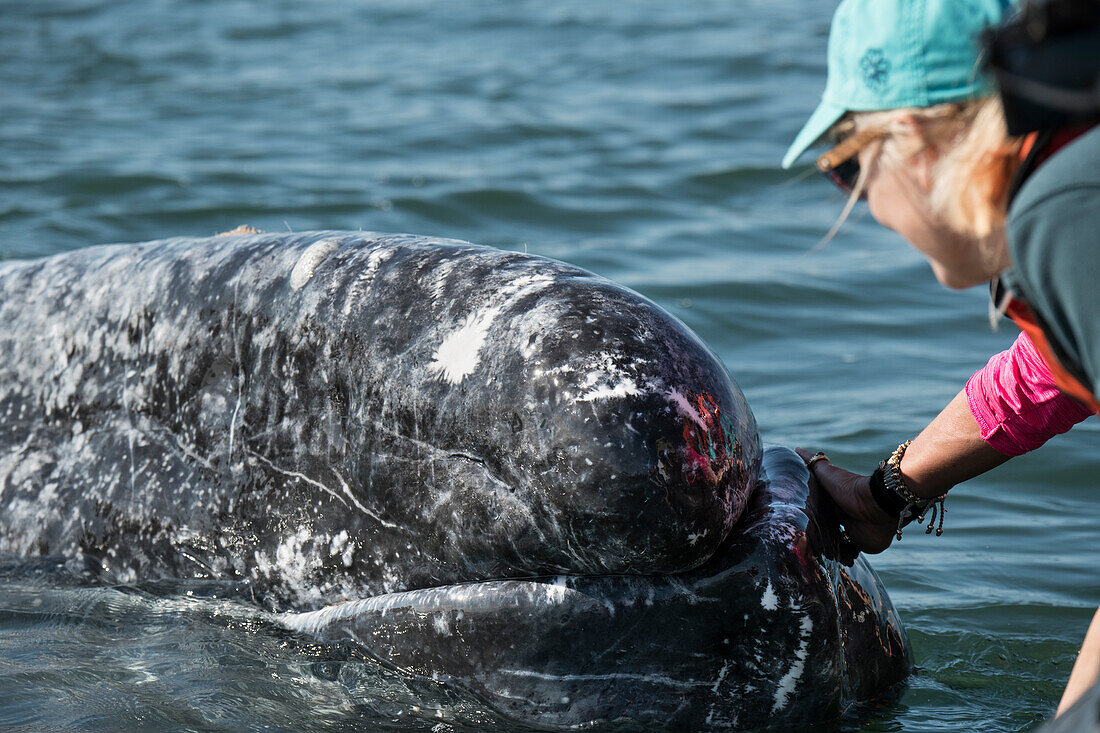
[277, 578, 590, 636]
[278, 555, 740, 638]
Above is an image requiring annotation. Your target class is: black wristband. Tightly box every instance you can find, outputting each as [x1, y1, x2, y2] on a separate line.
[868, 464, 908, 518]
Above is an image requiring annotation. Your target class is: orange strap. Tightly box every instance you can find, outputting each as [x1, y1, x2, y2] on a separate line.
[1018, 131, 1040, 161]
[1006, 298, 1100, 415]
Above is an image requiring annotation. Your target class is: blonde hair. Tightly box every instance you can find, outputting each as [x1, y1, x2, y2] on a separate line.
[838, 97, 1024, 238]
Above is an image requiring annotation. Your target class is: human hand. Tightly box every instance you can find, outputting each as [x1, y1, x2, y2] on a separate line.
[794, 448, 897, 555]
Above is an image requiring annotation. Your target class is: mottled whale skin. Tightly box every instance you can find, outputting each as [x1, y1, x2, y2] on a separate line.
[282, 446, 911, 730]
[0, 231, 758, 605]
[0, 231, 910, 728]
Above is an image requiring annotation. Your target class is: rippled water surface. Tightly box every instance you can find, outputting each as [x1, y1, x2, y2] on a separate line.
[2, 1, 1097, 730]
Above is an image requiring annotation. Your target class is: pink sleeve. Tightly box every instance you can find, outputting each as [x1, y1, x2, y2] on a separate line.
[965, 332, 1093, 456]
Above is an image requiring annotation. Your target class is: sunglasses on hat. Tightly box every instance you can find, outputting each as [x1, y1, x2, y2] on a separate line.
[815, 127, 886, 199]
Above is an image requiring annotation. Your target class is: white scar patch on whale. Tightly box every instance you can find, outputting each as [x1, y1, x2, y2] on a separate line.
[430, 311, 499, 385]
[772, 613, 813, 712]
[666, 389, 708, 428]
[760, 580, 778, 610]
[428, 259, 458, 303]
[575, 354, 650, 402]
[290, 238, 339, 290]
[578, 378, 640, 401]
[429, 275, 552, 385]
[343, 247, 395, 317]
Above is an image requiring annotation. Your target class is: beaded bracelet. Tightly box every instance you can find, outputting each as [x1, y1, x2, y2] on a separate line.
[868, 440, 948, 540]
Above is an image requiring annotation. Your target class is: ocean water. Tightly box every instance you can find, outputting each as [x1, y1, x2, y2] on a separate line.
[1, 0, 1096, 730]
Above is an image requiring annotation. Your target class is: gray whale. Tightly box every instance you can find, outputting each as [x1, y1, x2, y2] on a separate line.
[280, 445, 909, 729]
[0, 231, 909, 728]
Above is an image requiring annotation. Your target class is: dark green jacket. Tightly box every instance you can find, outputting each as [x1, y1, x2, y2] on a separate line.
[1004, 123, 1100, 402]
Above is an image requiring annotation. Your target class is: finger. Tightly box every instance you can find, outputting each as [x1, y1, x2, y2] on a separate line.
[808, 458, 852, 485]
[806, 459, 863, 499]
[797, 448, 835, 476]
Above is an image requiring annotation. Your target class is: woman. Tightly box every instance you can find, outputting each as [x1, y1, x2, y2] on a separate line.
[780, 0, 1100, 717]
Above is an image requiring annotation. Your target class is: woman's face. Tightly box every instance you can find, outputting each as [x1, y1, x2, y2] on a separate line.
[857, 131, 1008, 290]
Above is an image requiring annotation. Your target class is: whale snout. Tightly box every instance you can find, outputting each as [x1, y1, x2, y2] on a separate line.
[282, 446, 911, 730]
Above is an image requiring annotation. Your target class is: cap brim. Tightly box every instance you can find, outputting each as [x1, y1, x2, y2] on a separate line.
[781, 100, 847, 169]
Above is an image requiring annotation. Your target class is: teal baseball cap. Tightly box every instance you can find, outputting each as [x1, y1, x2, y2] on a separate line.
[781, 0, 1017, 169]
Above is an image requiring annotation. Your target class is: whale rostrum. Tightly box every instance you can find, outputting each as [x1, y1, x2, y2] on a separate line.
[280, 445, 911, 729]
[0, 231, 909, 728]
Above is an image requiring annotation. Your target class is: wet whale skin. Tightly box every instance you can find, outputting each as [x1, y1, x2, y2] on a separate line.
[0, 231, 909, 727]
[0, 231, 759, 604]
[283, 445, 912, 730]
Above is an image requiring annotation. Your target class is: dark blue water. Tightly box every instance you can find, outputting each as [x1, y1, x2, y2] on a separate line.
[2, 1, 1096, 730]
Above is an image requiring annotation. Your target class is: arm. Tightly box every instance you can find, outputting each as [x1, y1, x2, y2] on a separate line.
[905, 330, 1092, 494]
[965, 332, 1093, 457]
[1058, 606, 1100, 716]
[797, 387, 1006, 554]
[803, 332, 1090, 553]
[897, 388, 1010, 497]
